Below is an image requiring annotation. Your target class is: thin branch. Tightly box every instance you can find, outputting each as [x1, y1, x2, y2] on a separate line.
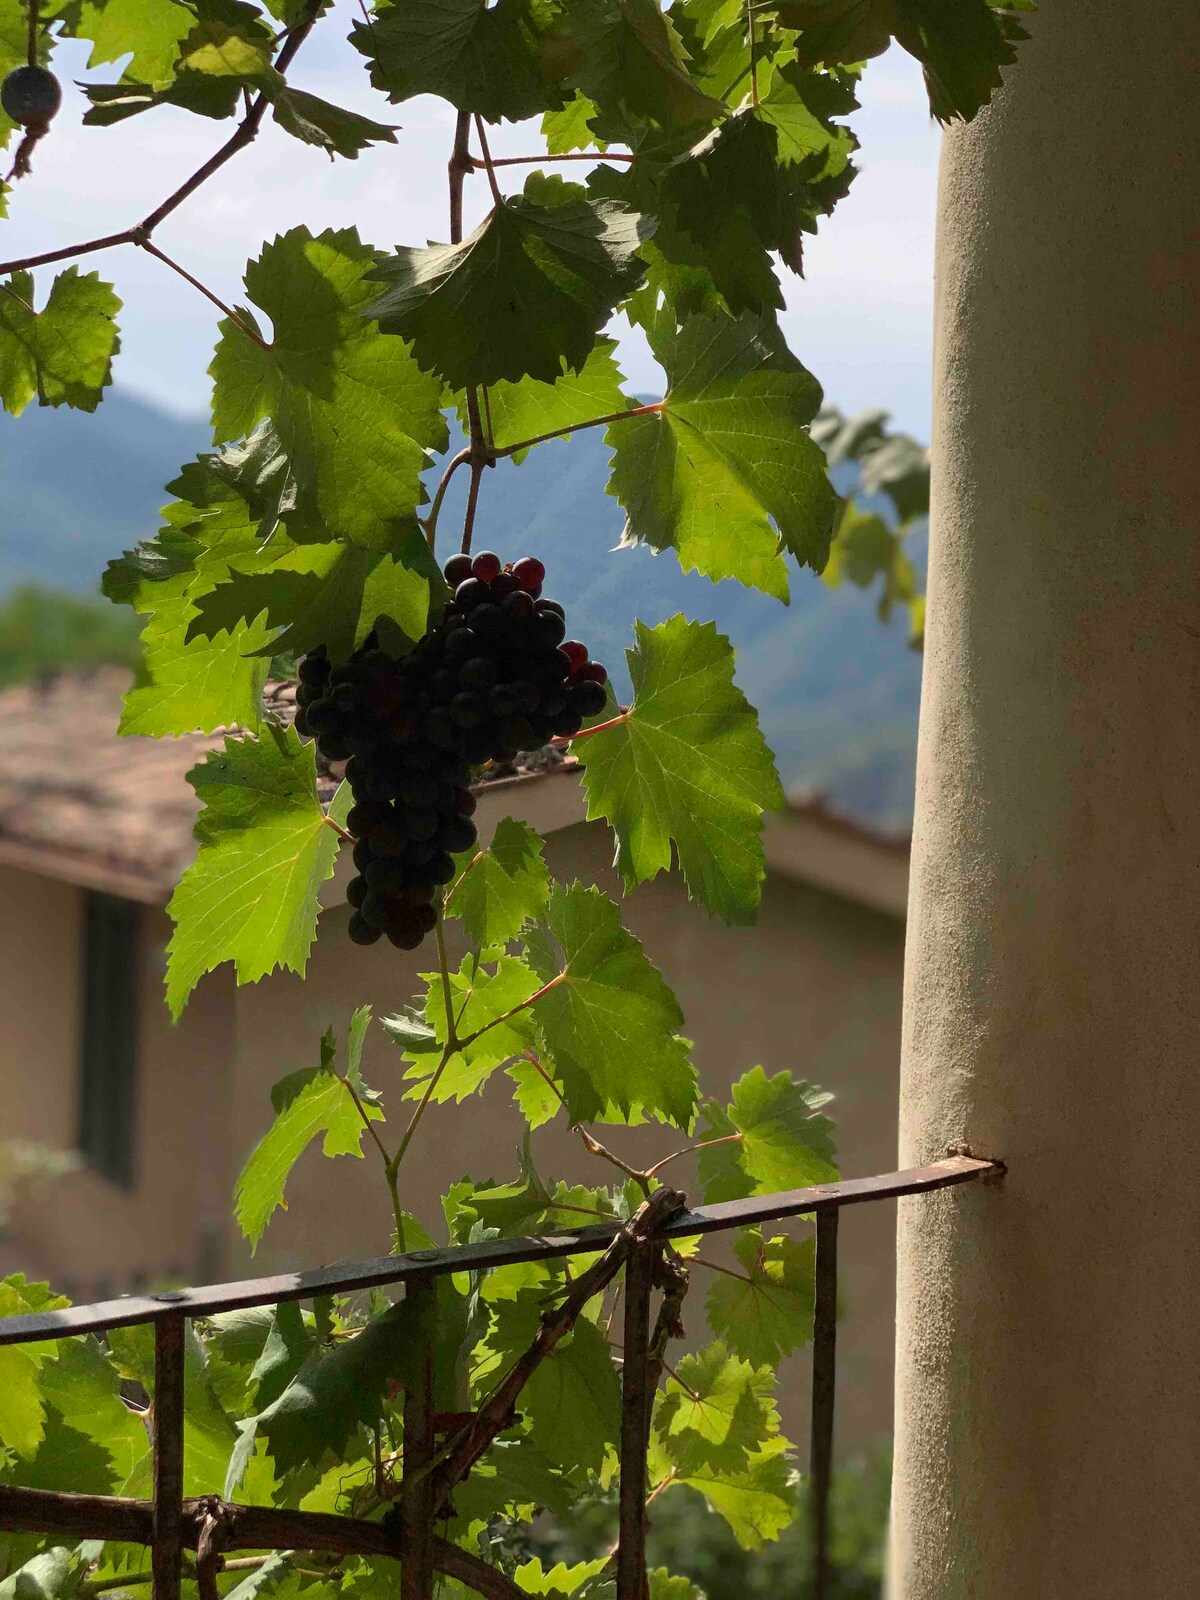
[0, 0, 325, 277]
[645, 1131, 743, 1180]
[578, 1126, 651, 1197]
[423, 446, 472, 550]
[25, 0, 38, 66]
[460, 457, 486, 557]
[455, 970, 567, 1051]
[136, 240, 270, 349]
[434, 909, 458, 1050]
[449, 110, 472, 244]
[523, 1049, 568, 1110]
[473, 116, 505, 209]
[482, 152, 636, 168]
[385, 911, 459, 1184]
[322, 814, 355, 844]
[693, 1254, 752, 1284]
[493, 401, 662, 460]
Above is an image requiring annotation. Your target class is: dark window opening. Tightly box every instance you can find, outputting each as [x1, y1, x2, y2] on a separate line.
[79, 890, 140, 1188]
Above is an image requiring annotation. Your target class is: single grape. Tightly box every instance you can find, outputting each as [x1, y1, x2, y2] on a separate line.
[579, 661, 609, 686]
[454, 577, 490, 612]
[348, 911, 384, 946]
[353, 838, 374, 871]
[572, 679, 608, 717]
[398, 771, 438, 807]
[444, 553, 473, 587]
[370, 823, 409, 858]
[561, 640, 589, 672]
[428, 850, 457, 884]
[501, 590, 535, 620]
[469, 603, 505, 642]
[331, 682, 361, 714]
[453, 786, 478, 817]
[347, 801, 391, 836]
[459, 655, 499, 692]
[294, 708, 312, 737]
[318, 734, 353, 763]
[424, 709, 460, 751]
[407, 808, 439, 842]
[491, 572, 521, 600]
[439, 815, 478, 854]
[360, 890, 390, 927]
[299, 652, 329, 686]
[444, 627, 478, 664]
[532, 611, 566, 648]
[1, 65, 62, 127]
[451, 691, 485, 727]
[472, 551, 502, 583]
[429, 668, 456, 702]
[365, 858, 408, 893]
[510, 678, 541, 714]
[346, 876, 368, 909]
[414, 903, 439, 935]
[489, 683, 519, 717]
[401, 880, 437, 905]
[512, 556, 546, 590]
[536, 598, 565, 619]
[554, 706, 584, 738]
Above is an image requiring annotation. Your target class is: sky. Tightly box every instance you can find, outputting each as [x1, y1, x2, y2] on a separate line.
[6, 5, 942, 437]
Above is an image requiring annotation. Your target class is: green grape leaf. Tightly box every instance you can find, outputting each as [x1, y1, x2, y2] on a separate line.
[523, 882, 697, 1127]
[67, 0, 195, 85]
[241, 1291, 431, 1480]
[648, 1572, 705, 1600]
[38, 1337, 149, 1489]
[0, 269, 121, 417]
[14, 1404, 120, 1497]
[0, 1549, 88, 1600]
[705, 1229, 816, 1366]
[514, 1558, 610, 1596]
[655, 1341, 779, 1474]
[271, 88, 398, 159]
[165, 729, 347, 1018]
[699, 1067, 838, 1202]
[606, 312, 837, 592]
[480, 1292, 620, 1472]
[578, 616, 784, 923]
[210, 227, 448, 550]
[0, 1347, 44, 1459]
[369, 174, 650, 388]
[456, 339, 631, 465]
[353, 0, 564, 121]
[248, 1300, 319, 1409]
[444, 816, 551, 952]
[187, 534, 442, 664]
[396, 955, 541, 1105]
[177, 1, 276, 83]
[672, 1435, 795, 1549]
[234, 1009, 381, 1248]
[542, 92, 601, 154]
[445, 1140, 552, 1241]
[452, 1436, 580, 1524]
[555, 0, 724, 131]
[506, 1054, 562, 1131]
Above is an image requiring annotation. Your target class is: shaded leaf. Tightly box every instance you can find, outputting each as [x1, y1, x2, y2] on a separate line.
[705, 1229, 816, 1366]
[656, 1342, 779, 1474]
[271, 88, 398, 159]
[672, 1435, 794, 1549]
[369, 174, 650, 388]
[698, 1067, 837, 1203]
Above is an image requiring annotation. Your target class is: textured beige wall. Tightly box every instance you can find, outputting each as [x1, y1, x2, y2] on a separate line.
[891, 3, 1200, 1593]
[229, 814, 905, 1452]
[0, 864, 235, 1297]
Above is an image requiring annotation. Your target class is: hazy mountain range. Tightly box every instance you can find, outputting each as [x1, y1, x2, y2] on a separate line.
[0, 390, 923, 832]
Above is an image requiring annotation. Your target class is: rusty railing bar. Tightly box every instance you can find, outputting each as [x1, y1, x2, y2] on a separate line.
[809, 1208, 839, 1600]
[151, 1314, 186, 1600]
[400, 1275, 436, 1600]
[0, 1158, 997, 1346]
[616, 1242, 657, 1600]
[0, 1486, 525, 1600]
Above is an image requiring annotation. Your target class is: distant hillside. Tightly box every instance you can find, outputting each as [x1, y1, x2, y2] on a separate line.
[0, 391, 922, 831]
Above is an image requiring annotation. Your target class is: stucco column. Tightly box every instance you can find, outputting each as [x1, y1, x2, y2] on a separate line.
[890, 5, 1200, 1596]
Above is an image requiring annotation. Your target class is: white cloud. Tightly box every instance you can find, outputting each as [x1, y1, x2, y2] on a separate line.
[4, 11, 939, 436]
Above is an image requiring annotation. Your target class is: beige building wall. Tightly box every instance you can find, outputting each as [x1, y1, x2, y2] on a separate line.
[229, 800, 906, 1452]
[0, 862, 234, 1296]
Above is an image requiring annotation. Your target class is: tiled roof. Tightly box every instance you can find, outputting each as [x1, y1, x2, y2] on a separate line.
[0, 670, 578, 901]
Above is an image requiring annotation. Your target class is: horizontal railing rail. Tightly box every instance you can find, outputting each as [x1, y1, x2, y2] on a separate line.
[0, 1155, 1000, 1600]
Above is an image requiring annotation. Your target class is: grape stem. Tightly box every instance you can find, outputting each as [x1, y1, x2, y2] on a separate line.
[480, 152, 636, 168]
[473, 115, 505, 209]
[422, 446, 472, 549]
[494, 402, 663, 460]
[578, 1126, 652, 1197]
[25, 0, 38, 66]
[644, 1130, 743, 1179]
[552, 709, 631, 746]
[137, 240, 270, 351]
[692, 1253, 754, 1284]
[322, 815, 355, 844]
[0, 280, 34, 315]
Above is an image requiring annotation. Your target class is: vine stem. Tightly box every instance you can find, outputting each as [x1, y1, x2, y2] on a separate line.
[481, 152, 635, 168]
[473, 116, 505, 209]
[495, 402, 662, 460]
[384, 911, 460, 1190]
[693, 1254, 753, 1284]
[322, 815, 355, 844]
[747, 0, 760, 107]
[0, 279, 33, 314]
[136, 240, 270, 350]
[455, 970, 567, 1051]
[423, 446, 471, 550]
[578, 1126, 652, 1197]
[25, 0, 38, 65]
[645, 1130, 743, 1180]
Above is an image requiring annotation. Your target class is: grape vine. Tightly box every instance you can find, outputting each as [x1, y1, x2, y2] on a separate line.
[0, 0, 1033, 1595]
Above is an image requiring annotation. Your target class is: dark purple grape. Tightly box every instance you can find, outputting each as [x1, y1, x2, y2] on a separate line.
[398, 770, 438, 807]
[346, 876, 368, 909]
[536, 598, 565, 619]
[444, 553, 473, 587]
[459, 656, 499, 692]
[492, 572, 521, 600]
[347, 801, 391, 836]
[348, 911, 383, 946]
[489, 683, 519, 717]
[502, 589, 535, 620]
[424, 710, 460, 751]
[472, 551, 502, 582]
[469, 603, 505, 642]
[500, 716, 537, 749]
[532, 610, 566, 648]
[429, 668, 456, 702]
[353, 839, 374, 871]
[512, 556, 546, 590]
[331, 682, 361, 713]
[299, 651, 330, 685]
[365, 858, 408, 893]
[294, 708, 312, 737]
[360, 890, 390, 926]
[1, 65, 62, 128]
[414, 903, 439, 934]
[305, 697, 337, 733]
[428, 850, 457, 884]
[454, 577, 490, 611]
[561, 640, 589, 672]
[451, 692, 484, 727]
[407, 809, 439, 842]
[439, 815, 478, 854]
[554, 706, 584, 738]
[444, 628, 478, 663]
[579, 661, 609, 686]
[405, 838, 436, 866]
[317, 734, 353, 763]
[510, 679, 540, 714]
[401, 879, 437, 905]
[572, 679, 608, 718]
[453, 786, 477, 817]
[370, 823, 409, 858]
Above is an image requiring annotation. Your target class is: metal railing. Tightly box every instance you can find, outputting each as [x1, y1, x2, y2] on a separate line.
[0, 1155, 999, 1600]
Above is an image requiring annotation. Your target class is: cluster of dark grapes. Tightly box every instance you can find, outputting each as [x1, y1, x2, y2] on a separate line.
[295, 552, 609, 951]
